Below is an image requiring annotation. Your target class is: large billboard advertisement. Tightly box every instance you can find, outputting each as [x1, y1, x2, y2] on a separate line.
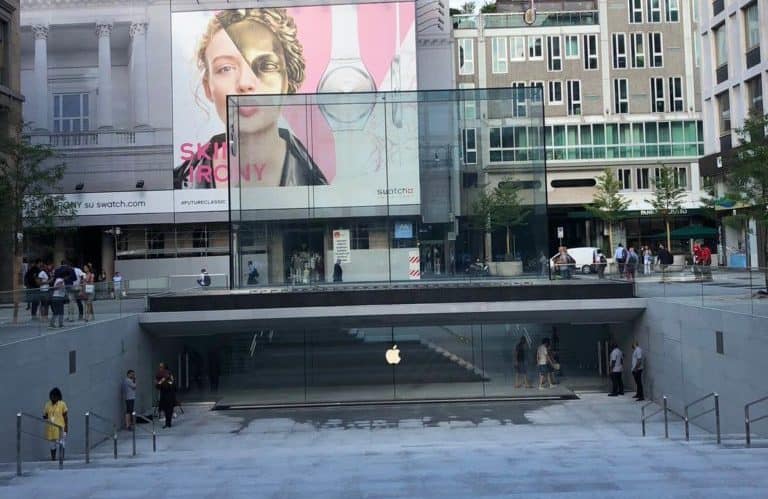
[171, 3, 419, 212]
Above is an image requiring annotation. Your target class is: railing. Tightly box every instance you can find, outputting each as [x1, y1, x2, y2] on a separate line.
[131, 412, 157, 456]
[84, 411, 118, 463]
[684, 392, 721, 444]
[24, 128, 164, 148]
[16, 412, 64, 475]
[452, 11, 599, 30]
[745, 395, 768, 447]
[641, 396, 685, 439]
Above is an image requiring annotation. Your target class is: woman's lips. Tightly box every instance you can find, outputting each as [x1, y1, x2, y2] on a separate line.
[238, 106, 260, 118]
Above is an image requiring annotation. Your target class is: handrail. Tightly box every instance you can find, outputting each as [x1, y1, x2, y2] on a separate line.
[641, 396, 685, 439]
[131, 412, 157, 456]
[84, 411, 118, 463]
[745, 395, 768, 447]
[16, 412, 65, 476]
[683, 392, 720, 444]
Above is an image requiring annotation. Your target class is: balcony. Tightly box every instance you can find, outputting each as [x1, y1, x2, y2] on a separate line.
[24, 128, 167, 149]
[452, 11, 599, 30]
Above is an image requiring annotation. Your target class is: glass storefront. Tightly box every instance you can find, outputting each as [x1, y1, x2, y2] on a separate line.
[225, 88, 547, 287]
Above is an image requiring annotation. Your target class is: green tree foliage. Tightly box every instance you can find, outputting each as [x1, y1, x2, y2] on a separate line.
[480, 2, 497, 13]
[0, 128, 72, 321]
[585, 169, 630, 251]
[460, 1, 476, 14]
[650, 166, 686, 251]
[471, 180, 530, 259]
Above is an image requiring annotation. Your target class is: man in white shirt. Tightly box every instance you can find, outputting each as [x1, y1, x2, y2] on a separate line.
[537, 338, 554, 389]
[631, 341, 644, 401]
[608, 343, 624, 396]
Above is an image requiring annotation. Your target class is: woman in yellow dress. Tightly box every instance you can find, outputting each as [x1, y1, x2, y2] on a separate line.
[43, 387, 68, 461]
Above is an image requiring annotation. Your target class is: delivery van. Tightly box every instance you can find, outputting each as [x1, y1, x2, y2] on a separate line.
[550, 246, 601, 274]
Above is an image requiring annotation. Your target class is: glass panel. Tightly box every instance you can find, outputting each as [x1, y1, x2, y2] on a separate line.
[62, 94, 80, 117]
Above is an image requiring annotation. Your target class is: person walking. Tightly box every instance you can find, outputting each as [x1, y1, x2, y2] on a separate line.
[48, 277, 67, 328]
[643, 246, 653, 275]
[83, 264, 96, 321]
[631, 341, 644, 401]
[594, 249, 607, 279]
[112, 271, 124, 299]
[537, 338, 555, 389]
[123, 370, 137, 430]
[514, 336, 532, 389]
[38, 263, 51, 322]
[551, 246, 575, 279]
[625, 246, 639, 282]
[25, 259, 42, 319]
[333, 259, 343, 282]
[656, 244, 673, 278]
[155, 362, 176, 428]
[614, 243, 626, 276]
[43, 387, 68, 461]
[608, 343, 624, 396]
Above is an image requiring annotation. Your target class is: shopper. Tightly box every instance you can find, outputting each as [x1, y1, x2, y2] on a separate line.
[123, 370, 137, 430]
[112, 271, 124, 299]
[514, 336, 532, 389]
[333, 259, 343, 282]
[43, 387, 68, 461]
[155, 363, 176, 428]
[608, 343, 624, 396]
[537, 338, 555, 389]
[643, 246, 653, 275]
[625, 246, 639, 282]
[631, 341, 644, 401]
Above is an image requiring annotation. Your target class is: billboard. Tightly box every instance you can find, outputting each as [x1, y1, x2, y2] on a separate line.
[171, 3, 419, 212]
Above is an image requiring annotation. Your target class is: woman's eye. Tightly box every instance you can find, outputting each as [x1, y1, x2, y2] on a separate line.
[215, 64, 236, 75]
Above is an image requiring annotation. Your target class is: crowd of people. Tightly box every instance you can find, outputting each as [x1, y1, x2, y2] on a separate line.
[22, 259, 98, 327]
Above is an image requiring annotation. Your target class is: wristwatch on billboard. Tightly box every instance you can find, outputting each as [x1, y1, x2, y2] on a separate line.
[317, 4, 376, 131]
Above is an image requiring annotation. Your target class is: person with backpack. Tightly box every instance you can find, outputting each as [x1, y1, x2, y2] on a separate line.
[197, 268, 212, 288]
[246, 260, 259, 285]
[625, 246, 639, 282]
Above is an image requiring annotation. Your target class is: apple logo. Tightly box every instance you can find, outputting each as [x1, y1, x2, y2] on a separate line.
[385, 344, 401, 365]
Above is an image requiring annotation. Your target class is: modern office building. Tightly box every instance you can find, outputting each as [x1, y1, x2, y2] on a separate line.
[452, 0, 708, 256]
[697, 0, 766, 269]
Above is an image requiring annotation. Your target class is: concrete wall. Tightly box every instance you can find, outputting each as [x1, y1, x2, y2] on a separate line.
[116, 255, 229, 291]
[634, 299, 767, 435]
[0, 316, 154, 462]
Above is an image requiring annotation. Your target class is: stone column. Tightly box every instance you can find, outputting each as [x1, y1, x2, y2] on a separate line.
[31, 24, 49, 131]
[96, 22, 114, 129]
[129, 22, 150, 128]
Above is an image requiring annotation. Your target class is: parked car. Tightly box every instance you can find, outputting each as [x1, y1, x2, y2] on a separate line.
[550, 247, 601, 274]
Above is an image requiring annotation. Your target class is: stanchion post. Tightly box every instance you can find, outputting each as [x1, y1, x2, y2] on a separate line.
[684, 405, 690, 441]
[85, 412, 90, 464]
[714, 393, 721, 445]
[663, 396, 669, 439]
[16, 413, 21, 476]
[113, 430, 118, 459]
[132, 415, 136, 457]
[746, 405, 751, 448]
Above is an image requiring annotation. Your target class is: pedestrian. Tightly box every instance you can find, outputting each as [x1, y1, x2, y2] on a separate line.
[333, 259, 343, 282]
[53, 260, 77, 322]
[22, 257, 30, 310]
[73, 263, 85, 320]
[123, 369, 137, 429]
[155, 362, 175, 428]
[625, 246, 638, 282]
[551, 246, 575, 279]
[43, 387, 68, 461]
[83, 264, 96, 321]
[514, 336, 532, 388]
[112, 271, 124, 299]
[656, 244, 673, 276]
[614, 243, 626, 275]
[246, 260, 259, 285]
[631, 341, 644, 401]
[197, 268, 211, 288]
[38, 262, 51, 321]
[537, 338, 555, 389]
[48, 277, 67, 328]
[538, 251, 548, 277]
[25, 259, 42, 318]
[608, 343, 624, 396]
[643, 246, 653, 275]
[594, 249, 607, 279]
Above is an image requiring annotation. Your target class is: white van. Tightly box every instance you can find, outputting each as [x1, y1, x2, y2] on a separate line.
[550, 246, 601, 274]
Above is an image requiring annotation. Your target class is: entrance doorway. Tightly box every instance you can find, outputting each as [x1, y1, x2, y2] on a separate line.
[283, 228, 325, 284]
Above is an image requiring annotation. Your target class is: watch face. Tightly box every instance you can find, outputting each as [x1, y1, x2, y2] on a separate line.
[318, 65, 377, 127]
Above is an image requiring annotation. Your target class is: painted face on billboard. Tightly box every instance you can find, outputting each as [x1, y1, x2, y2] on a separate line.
[203, 20, 287, 133]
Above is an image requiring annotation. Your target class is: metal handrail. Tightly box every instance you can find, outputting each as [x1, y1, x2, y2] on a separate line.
[641, 396, 685, 439]
[683, 392, 721, 444]
[16, 412, 65, 476]
[84, 411, 118, 463]
[131, 412, 157, 456]
[745, 395, 768, 447]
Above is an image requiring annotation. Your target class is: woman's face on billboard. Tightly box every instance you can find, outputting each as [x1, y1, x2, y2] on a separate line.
[204, 21, 287, 132]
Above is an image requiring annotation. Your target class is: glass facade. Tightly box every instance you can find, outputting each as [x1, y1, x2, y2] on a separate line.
[225, 88, 547, 288]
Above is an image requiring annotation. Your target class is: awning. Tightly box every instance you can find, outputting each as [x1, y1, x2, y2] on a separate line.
[647, 224, 718, 240]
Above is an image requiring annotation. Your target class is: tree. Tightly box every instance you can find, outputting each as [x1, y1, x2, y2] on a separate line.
[460, 1, 476, 14]
[0, 128, 71, 322]
[650, 166, 686, 251]
[723, 111, 768, 291]
[585, 169, 630, 252]
[471, 180, 530, 261]
[479, 2, 497, 13]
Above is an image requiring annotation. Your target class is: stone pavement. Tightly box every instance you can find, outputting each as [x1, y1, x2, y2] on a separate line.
[3, 393, 768, 498]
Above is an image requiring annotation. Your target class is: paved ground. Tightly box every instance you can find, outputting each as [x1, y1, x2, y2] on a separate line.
[3, 393, 768, 498]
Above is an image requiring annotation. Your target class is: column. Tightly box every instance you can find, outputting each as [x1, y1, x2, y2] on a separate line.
[129, 22, 150, 128]
[31, 24, 49, 131]
[96, 22, 114, 129]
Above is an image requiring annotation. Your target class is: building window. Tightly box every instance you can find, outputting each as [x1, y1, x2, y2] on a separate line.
[528, 36, 543, 60]
[491, 37, 508, 73]
[674, 167, 687, 189]
[350, 224, 370, 250]
[512, 82, 527, 117]
[614, 79, 629, 114]
[714, 24, 727, 68]
[717, 91, 731, 135]
[629, 0, 643, 23]
[636, 168, 651, 190]
[147, 229, 165, 252]
[565, 35, 580, 59]
[618, 168, 632, 190]
[649, 32, 663, 67]
[547, 35, 562, 71]
[631, 33, 645, 68]
[510, 36, 526, 61]
[462, 128, 477, 164]
[651, 77, 665, 112]
[458, 38, 474, 75]
[459, 83, 477, 120]
[612, 33, 627, 69]
[583, 34, 598, 70]
[744, 3, 760, 50]
[192, 228, 209, 248]
[0, 20, 7, 86]
[747, 75, 763, 115]
[53, 93, 90, 133]
[567, 80, 582, 116]
[669, 77, 684, 111]
[489, 126, 531, 162]
[666, 0, 680, 22]
[548, 80, 563, 105]
[529, 81, 544, 105]
[463, 172, 478, 188]
[647, 0, 661, 22]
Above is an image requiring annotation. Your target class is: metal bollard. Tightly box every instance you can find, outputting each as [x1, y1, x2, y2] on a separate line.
[746, 405, 752, 448]
[16, 413, 22, 476]
[58, 440, 64, 470]
[132, 419, 136, 457]
[663, 396, 669, 439]
[714, 393, 721, 445]
[113, 431, 118, 459]
[85, 412, 90, 464]
[641, 405, 646, 437]
[684, 406, 690, 441]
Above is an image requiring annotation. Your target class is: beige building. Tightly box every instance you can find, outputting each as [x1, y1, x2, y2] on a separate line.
[453, 0, 706, 254]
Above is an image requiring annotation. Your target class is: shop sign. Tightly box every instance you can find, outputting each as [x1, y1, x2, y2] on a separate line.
[333, 229, 351, 263]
